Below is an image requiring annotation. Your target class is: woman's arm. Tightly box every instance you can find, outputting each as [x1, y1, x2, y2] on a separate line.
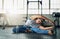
[39, 26, 53, 30]
[41, 15, 54, 25]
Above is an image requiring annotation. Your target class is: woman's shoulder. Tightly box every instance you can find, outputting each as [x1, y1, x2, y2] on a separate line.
[27, 19, 34, 22]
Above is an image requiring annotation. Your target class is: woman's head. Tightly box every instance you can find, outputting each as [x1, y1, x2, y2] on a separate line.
[35, 18, 42, 24]
[30, 15, 44, 24]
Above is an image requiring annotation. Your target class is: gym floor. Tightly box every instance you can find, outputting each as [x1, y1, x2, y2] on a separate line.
[0, 27, 60, 39]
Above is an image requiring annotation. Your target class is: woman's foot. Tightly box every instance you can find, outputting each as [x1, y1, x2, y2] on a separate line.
[48, 30, 53, 35]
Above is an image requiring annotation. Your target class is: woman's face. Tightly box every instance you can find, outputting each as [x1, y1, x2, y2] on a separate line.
[35, 18, 42, 24]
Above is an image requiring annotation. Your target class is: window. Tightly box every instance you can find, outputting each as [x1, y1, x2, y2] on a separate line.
[51, 0, 60, 14]
[0, 0, 2, 13]
[0, 0, 24, 14]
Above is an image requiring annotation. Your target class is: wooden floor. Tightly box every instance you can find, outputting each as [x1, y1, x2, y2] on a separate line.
[0, 27, 60, 39]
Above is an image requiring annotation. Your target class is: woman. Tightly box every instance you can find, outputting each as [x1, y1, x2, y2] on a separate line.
[13, 15, 54, 35]
[25, 15, 54, 35]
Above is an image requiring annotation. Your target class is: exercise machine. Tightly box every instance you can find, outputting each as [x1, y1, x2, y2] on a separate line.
[26, 0, 42, 20]
[52, 12, 60, 38]
[52, 12, 60, 27]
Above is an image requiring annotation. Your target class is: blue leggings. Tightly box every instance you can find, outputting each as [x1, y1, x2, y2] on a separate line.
[30, 27, 48, 34]
[12, 25, 48, 34]
[13, 26, 31, 33]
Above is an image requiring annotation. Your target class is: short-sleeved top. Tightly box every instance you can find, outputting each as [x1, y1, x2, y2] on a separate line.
[25, 19, 41, 28]
[25, 19, 53, 28]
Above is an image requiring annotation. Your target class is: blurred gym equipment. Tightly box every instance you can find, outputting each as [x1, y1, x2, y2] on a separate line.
[52, 12, 60, 38]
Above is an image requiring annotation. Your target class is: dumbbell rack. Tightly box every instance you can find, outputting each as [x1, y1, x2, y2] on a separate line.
[26, 0, 42, 19]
